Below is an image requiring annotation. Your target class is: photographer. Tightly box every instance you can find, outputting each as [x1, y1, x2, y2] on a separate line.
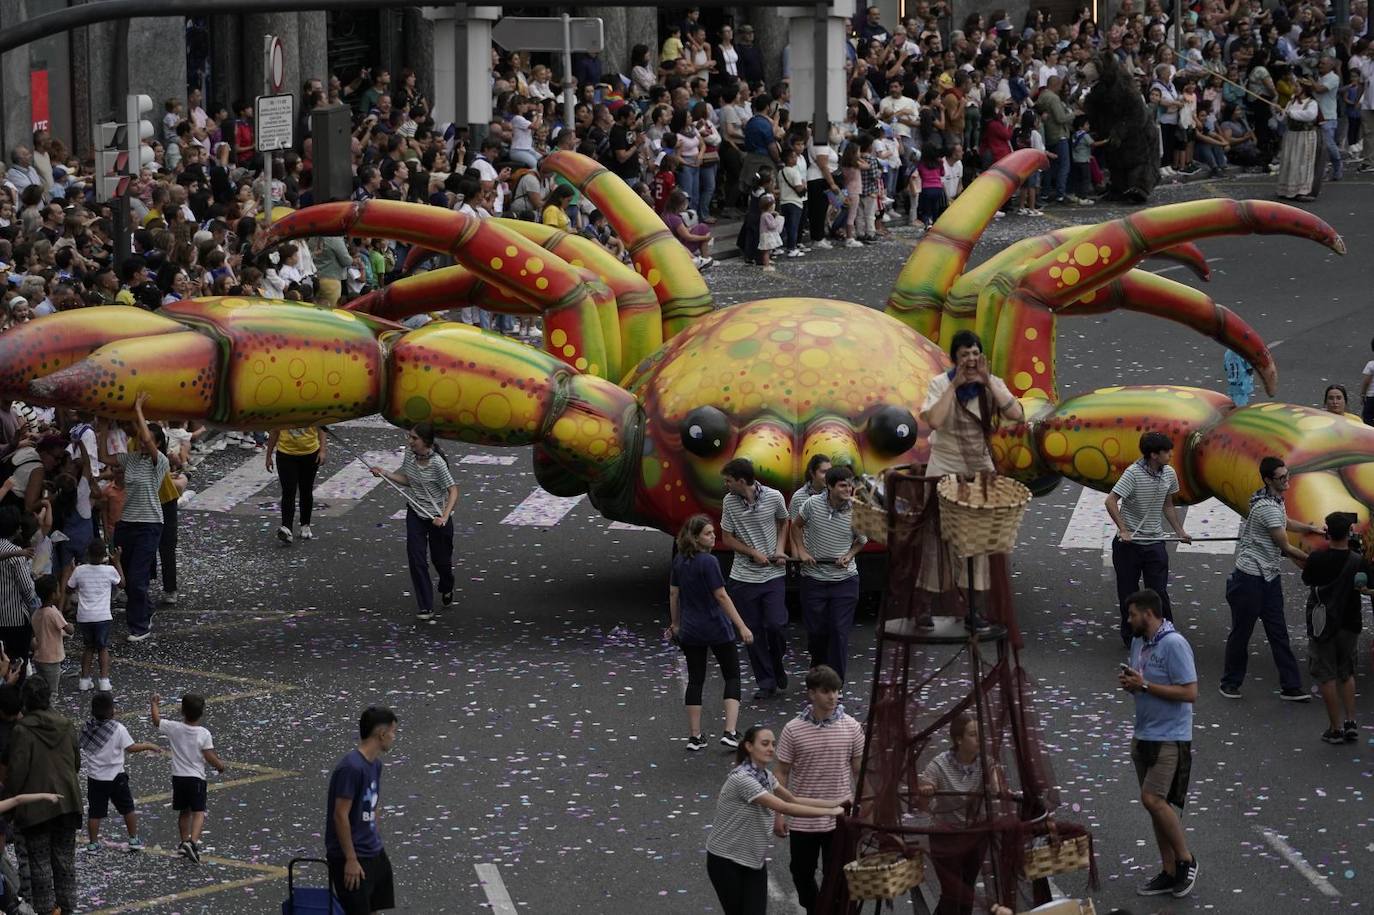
[1301, 512, 1370, 745]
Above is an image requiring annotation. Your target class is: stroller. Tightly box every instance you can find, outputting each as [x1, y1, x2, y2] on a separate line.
[281, 858, 344, 914]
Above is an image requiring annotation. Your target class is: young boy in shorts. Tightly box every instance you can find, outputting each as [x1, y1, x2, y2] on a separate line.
[151, 692, 226, 863]
[65, 540, 123, 692]
[80, 691, 162, 851]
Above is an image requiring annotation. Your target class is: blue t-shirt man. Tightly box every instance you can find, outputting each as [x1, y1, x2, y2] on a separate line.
[743, 114, 775, 156]
[326, 748, 384, 858]
[1129, 620, 1197, 741]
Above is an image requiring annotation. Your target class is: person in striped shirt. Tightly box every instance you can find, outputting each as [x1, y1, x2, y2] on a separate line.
[792, 465, 866, 683]
[773, 665, 863, 915]
[369, 423, 459, 622]
[788, 454, 831, 524]
[1105, 431, 1191, 647]
[720, 457, 791, 700]
[705, 725, 850, 915]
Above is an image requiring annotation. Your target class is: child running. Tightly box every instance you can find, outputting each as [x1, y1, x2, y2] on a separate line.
[151, 692, 227, 863]
[66, 541, 123, 693]
[80, 691, 162, 851]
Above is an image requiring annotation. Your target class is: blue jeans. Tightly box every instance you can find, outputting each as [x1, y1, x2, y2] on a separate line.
[800, 576, 861, 682]
[679, 165, 700, 216]
[728, 578, 788, 691]
[509, 147, 539, 170]
[405, 508, 454, 614]
[1196, 141, 1228, 172]
[780, 203, 804, 250]
[113, 520, 163, 636]
[697, 162, 717, 219]
[1222, 569, 1302, 691]
[1049, 137, 1070, 199]
[1321, 122, 1343, 179]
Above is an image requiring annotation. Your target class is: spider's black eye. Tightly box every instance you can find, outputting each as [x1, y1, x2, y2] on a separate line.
[680, 406, 731, 457]
[868, 406, 919, 455]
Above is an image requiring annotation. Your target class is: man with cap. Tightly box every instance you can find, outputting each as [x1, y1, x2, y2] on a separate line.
[736, 24, 765, 88]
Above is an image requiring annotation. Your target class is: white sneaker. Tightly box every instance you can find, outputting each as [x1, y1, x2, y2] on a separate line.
[78, 677, 94, 691]
[815, 239, 833, 249]
[786, 249, 803, 258]
[97, 678, 112, 691]
[993, 211, 1005, 218]
[844, 238, 864, 248]
[1018, 207, 1032, 215]
[300, 524, 314, 540]
[277, 525, 293, 544]
[160, 590, 177, 606]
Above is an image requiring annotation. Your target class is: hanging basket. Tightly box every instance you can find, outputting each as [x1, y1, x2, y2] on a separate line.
[851, 501, 889, 545]
[936, 474, 1032, 557]
[843, 852, 924, 900]
[1022, 833, 1092, 880]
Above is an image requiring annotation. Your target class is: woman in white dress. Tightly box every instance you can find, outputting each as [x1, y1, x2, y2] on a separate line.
[1276, 81, 1323, 202]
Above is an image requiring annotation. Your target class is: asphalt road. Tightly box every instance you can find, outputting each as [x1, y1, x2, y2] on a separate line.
[58, 175, 1374, 914]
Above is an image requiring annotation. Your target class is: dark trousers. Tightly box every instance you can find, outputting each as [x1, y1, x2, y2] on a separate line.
[405, 508, 454, 614]
[1363, 395, 1374, 426]
[801, 576, 861, 682]
[159, 499, 178, 594]
[930, 834, 988, 915]
[729, 578, 788, 691]
[113, 520, 162, 636]
[1112, 538, 1172, 642]
[707, 851, 767, 915]
[682, 641, 742, 706]
[781, 202, 804, 249]
[1048, 137, 1070, 199]
[1222, 569, 1302, 691]
[23, 814, 78, 914]
[788, 829, 835, 915]
[806, 178, 831, 241]
[0, 623, 32, 667]
[276, 450, 320, 527]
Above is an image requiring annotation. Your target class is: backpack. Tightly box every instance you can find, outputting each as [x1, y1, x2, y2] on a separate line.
[1307, 551, 1362, 643]
[0, 452, 40, 509]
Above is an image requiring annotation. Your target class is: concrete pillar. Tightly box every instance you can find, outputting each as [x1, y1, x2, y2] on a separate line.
[779, 1, 854, 131]
[626, 7, 657, 68]
[0, 0, 32, 156]
[402, 9, 435, 105]
[210, 14, 244, 110]
[298, 13, 328, 88]
[244, 14, 300, 100]
[127, 18, 188, 122]
[750, 8, 790, 90]
[583, 7, 628, 77]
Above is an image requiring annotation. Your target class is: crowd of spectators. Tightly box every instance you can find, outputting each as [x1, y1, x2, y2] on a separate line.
[0, 1, 1370, 334]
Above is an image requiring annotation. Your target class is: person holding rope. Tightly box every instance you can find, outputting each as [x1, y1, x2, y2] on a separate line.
[919, 330, 1025, 633]
[367, 424, 459, 622]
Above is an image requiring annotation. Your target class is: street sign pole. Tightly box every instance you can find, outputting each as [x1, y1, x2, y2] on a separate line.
[262, 34, 276, 228]
[561, 12, 574, 132]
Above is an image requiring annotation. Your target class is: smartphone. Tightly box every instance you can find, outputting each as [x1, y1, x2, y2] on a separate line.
[1118, 662, 1134, 673]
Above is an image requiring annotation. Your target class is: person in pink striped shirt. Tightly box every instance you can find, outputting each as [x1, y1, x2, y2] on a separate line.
[771, 665, 864, 914]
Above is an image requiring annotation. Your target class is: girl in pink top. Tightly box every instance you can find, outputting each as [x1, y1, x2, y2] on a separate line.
[912, 146, 948, 230]
[31, 575, 72, 697]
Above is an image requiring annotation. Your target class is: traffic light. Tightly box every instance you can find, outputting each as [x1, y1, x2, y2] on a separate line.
[125, 93, 155, 177]
[95, 121, 129, 203]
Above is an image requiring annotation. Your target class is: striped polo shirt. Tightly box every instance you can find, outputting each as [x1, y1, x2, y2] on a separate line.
[1110, 459, 1178, 543]
[921, 749, 988, 828]
[721, 483, 788, 584]
[401, 450, 457, 517]
[1235, 492, 1287, 581]
[776, 706, 864, 832]
[798, 492, 864, 581]
[118, 451, 170, 524]
[789, 482, 825, 521]
[705, 765, 778, 869]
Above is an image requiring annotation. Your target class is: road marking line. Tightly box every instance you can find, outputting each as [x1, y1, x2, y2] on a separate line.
[1059, 485, 1115, 567]
[500, 488, 584, 526]
[474, 862, 520, 914]
[180, 456, 277, 512]
[86, 872, 283, 914]
[314, 450, 403, 500]
[1176, 498, 1242, 554]
[460, 453, 518, 465]
[609, 521, 661, 532]
[336, 414, 394, 428]
[153, 609, 319, 637]
[768, 870, 803, 913]
[1259, 826, 1341, 897]
[113, 658, 298, 692]
[134, 762, 301, 806]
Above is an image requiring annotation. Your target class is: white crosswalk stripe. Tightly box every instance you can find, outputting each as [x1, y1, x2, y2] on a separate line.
[180, 457, 277, 512]
[1057, 484, 1239, 556]
[1176, 498, 1243, 553]
[500, 489, 585, 527]
[313, 451, 403, 501]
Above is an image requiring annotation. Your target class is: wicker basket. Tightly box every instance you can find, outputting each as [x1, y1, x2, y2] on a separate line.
[1022, 834, 1091, 880]
[844, 852, 924, 900]
[936, 474, 1032, 557]
[852, 501, 889, 545]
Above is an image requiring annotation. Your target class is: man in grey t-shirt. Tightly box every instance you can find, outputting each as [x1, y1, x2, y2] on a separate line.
[1106, 432, 1191, 646]
[720, 458, 790, 700]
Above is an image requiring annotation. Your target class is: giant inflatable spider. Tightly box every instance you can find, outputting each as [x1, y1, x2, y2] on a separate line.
[0, 150, 1361, 538]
